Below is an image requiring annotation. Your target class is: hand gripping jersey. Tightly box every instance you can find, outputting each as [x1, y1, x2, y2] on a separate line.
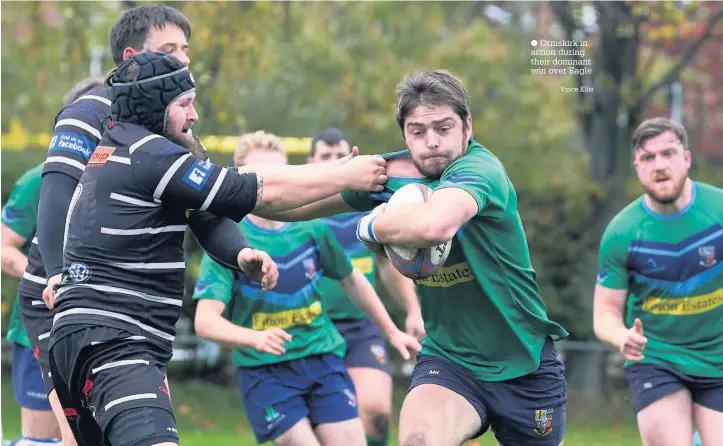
[598, 181, 723, 377]
[1, 164, 44, 347]
[342, 142, 568, 381]
[53, 122, 259, 349]
[193, 218, 353, 367]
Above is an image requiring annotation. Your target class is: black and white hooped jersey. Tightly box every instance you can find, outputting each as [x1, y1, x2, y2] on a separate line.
[53, 122, 259, 348]
[19, 86, 112, 296]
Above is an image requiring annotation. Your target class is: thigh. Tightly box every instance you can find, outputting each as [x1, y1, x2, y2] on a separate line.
[483, 340, 567, 446]
[314, 419, 366, 446]
[694, 404, 723, 446]
[275, 418, 321, 446]
[49, 332, 105, 446]
[18, 289, 55, 393]
[637, 389, 693, 446]
[237, 364, 310, 445]
[346, 367, 392, 435]
[399, 355, 483, 446]
[86, 341, 177, 445]
[12, 343, 51, 411]
[306, 354, 360, 427]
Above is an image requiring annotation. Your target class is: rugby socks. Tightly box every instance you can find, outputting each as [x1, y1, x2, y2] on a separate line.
[8, 438, 61, 446]
[366, 436, 388, 446]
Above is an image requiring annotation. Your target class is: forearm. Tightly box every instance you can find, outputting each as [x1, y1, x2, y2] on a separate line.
[190, 212, 249, 272]
[593, 311, 628, 348]
[340, 270, 398, 337]
[1, 247, 28, 278]
[195, 309, 258, 350]
[362, 204, 451, 248]
[242, 164, 351, 214]
[252, 194, 352, 221]
[376, 255, 421, 316]
[36, 172, 77, 277]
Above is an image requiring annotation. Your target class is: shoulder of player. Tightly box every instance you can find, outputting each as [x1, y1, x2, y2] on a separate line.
[602, 198, 646, 243]
[443, 140, 505, 181]
[117, 125, 187, 159]
[693, 181, 723, 201]
[57, 86, 111, 121]
[14, 163, 45, 188]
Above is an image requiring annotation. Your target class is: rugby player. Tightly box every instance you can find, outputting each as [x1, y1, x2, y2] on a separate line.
[193, 131, 420, 446]
[308, 128, 424, 446]
[256, 70, 570, 446]
[593, 117, 723, 446]
[47, 51, 387, 446]
[19, 6, 195, 444]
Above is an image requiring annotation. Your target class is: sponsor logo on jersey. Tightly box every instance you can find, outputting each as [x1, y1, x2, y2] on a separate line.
[49, 131, 94, 160]
[87, 146, 115, 167]
[182, 159, 214, 191]
[642, 288, 723, 315]
[415, 261, 475, 288]
[252, 301, 323, 330]
[351, 256, 373, 275]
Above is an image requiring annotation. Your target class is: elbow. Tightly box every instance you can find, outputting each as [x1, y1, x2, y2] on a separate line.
[194, 310, 213, 339]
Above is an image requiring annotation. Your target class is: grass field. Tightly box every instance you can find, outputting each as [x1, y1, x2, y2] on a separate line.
[2, 374, 642, 445]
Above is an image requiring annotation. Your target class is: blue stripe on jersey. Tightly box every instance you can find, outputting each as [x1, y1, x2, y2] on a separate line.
[238, 273, 323, 307]
[323, 213, 369, 255]
[443, 174, 479, 185]
[627, 224, 722, 293]
[630, 262, 723, 295]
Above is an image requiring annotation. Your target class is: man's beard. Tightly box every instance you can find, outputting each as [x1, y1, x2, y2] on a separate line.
[642, 174, 687, 205]
[168, 130, 208, 160]
[410, 139, 466, 179]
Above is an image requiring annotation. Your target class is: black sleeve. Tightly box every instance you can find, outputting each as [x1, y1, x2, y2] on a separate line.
[188, 211, 250, 272]
[132, 142, 258, 222]
[36, 171, 79, 277]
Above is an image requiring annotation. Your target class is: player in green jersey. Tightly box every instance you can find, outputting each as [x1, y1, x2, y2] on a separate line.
[594, 117, 723, 446]
[249, 70, 569, 446]
[308, 128, 424, 446]
[193, 131, 420, 446]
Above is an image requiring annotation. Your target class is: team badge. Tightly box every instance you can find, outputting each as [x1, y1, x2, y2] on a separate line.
[303, 258, 317, 280]
[370, 344, 387, 364]
[699, 246, 717, 268]
[532, 408, 553, 437]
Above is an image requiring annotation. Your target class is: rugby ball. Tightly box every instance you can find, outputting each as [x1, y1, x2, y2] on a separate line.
[383, 183, 452, 279]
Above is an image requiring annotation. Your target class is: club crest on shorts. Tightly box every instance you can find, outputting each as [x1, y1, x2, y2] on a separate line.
[370, 344, 386, 364]
[699, 246, 717, 267]
[533, 408, 553, 437]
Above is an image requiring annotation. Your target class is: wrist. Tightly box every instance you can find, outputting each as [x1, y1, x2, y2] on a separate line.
[356, 214, 378, 243]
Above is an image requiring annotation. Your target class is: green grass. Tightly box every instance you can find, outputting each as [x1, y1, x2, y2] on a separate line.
[2, 373, 641, 445]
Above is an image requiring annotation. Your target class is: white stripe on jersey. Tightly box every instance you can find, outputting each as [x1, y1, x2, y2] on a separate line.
[109, 193, 160, 207]
[45, 156, 86, 172]
[32, 237, 38, 244]
[54, 308, 175, 341]
[153, 153, 191, 201]
[23, 271, 48, 285]
[91, 359, 149, 375]
[54, 118, 102, 140]
[57, 283, 183, 306]
[105, 393, 157, 411]
[199, 167, 227, 211]
[111, 262, 186, 270]
[108, 156, 131, 165]
[128, 134, 163, 155]
[91, 335, 147, 346]
[100, 225, 186, 235]
[38, 331, 50, 340]
[31, 300, 45, 306]
[73, 95, 111, 106]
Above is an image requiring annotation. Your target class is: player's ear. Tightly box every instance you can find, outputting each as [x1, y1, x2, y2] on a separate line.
[122, 47, 139, 62]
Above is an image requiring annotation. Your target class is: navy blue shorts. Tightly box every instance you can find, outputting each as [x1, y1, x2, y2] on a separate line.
[12, 343, 51, 411]
[625, 363, 723, 413]
[334, 318, 391, 374]
[237, 353, 359, 444]
[409, 338, 567, 445]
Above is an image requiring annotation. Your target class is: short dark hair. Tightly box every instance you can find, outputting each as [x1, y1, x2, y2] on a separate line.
[395, 70, 471, 132]
[63, 76, 105, 106]
[310, 128, 349, 156]
[109, 4, 192, 66]
[631, 117, 688, 152]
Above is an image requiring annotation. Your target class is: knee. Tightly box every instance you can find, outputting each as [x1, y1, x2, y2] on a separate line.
[400, 432, 427, 446]
[371, 413, 390, 439]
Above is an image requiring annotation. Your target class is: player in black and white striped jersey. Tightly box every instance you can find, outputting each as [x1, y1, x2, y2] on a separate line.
[47, 51, 387, 446]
